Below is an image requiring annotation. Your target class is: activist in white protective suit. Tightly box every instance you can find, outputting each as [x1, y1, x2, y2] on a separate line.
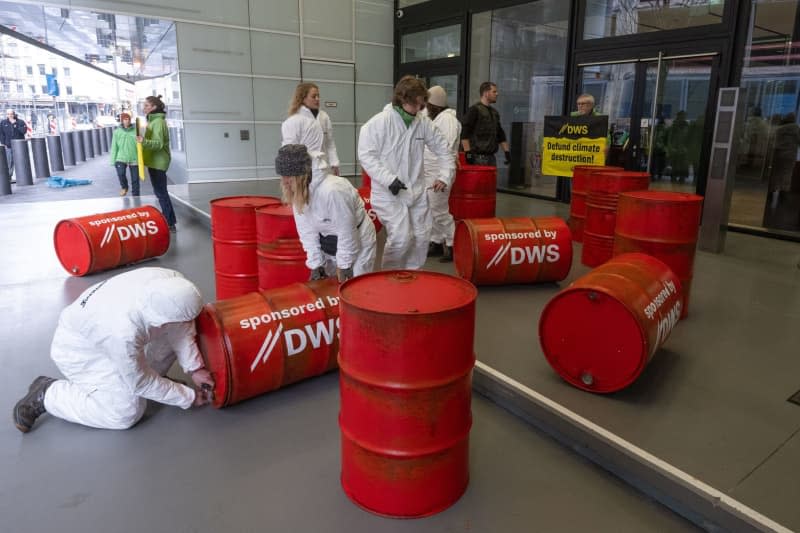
[12, 267, 215, 433]
[358, 76, 454, 270]
[281, 83, 340, 174]
[422, 85, 461, 263]
[277, 144, 376, 282]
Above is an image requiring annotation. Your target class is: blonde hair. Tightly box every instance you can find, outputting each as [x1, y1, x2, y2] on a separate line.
[288, 83, 319, 116]
[280, 175, 310, 213]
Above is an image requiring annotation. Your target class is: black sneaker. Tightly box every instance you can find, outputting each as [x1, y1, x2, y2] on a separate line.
[13, 376, 56, 433]
[169, 225, 177, 233]
[428, 241, 443, 257]
[439, 244, 453, 263]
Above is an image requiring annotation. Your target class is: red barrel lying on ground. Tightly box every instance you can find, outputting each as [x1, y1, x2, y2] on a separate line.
[255, 203, 309, 291]
[54, 205, 169, 276]
[449, 164, 497, 220]
[196, 278, 340, 408]
[539, 253, 683, 393]
[338, 271, 477, 518]
[453, 217, 572, 285]
[569, 165, 622, 242]
[582, 170, 650, 267]
[614, 190, 703, 318]
[211, 195, 280, 300]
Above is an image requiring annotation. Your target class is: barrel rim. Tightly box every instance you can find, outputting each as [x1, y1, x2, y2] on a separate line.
[255, 203, 294, 216]
[539, 284, 649, 393]
[619, 190, 704, 203]
[340, 270, 478, 316]
[53, 218, 94, 276]
[210, 195, 281, 209]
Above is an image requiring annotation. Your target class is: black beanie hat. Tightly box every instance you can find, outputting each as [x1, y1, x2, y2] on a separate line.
[275, 144, 312, 177]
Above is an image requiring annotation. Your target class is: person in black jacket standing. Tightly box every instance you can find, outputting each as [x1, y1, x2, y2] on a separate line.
[0, 109, 28, 177]
[460, 82, 510, 166]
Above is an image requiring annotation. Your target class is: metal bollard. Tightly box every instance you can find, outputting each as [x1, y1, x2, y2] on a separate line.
[71, 130, 85, 162]
[0, 147, 11, 195]
[82, 129, 94, 158]
[91, 128, 101, 155]
[47, 135, 65, 171]
[12, 139, 33, 186]
[31, 138, 51, 179]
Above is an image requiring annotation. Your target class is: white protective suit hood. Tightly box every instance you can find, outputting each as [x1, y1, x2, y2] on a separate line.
[138, 277, 203, 327]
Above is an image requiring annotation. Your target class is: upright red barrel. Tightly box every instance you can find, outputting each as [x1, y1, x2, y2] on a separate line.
[357, 187, 382, 233]
[211, 195, 280, 299]
[53, 205, 169, 276]
[196, 279, 340, 407]
[453, 217, 572, 285]
[338, 271, 477, 518]
[449, 164, 497, 220]
[255, 203, 309, 290]
[614, 191, 703, 318]
[539, 253, 683, 393]
[570, 165, 622, 242]
[582, 170, 650, 267]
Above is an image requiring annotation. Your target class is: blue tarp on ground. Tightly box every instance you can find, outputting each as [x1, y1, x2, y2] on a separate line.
[47, 176, 93, 188]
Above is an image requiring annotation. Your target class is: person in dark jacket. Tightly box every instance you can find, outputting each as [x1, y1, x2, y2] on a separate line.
[0, 109, 28, 177]
[460, 82, 509, 166]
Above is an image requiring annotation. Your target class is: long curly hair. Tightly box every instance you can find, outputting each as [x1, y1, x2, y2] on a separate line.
[288, 83, 319, 116]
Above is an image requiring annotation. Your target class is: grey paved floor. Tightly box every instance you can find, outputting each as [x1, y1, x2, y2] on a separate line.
[0, 197, 696, 533]
[175, 185, 800, 530]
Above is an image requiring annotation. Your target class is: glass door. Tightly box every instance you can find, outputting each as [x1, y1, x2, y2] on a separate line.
[578, 53, 717, 195]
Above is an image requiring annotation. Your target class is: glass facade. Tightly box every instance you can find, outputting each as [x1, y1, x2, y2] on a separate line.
[731, 0, 800, 234]
[583, 0, 726, 39]
[470, 1, 570, 197]
[400, 24, 461, 63]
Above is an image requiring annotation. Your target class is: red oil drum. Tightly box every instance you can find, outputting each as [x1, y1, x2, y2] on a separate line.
[211, 195, 280, 299]
[539, 253, 683, 393]
[357, 186, 382, 233]
[449, 164, 497, 220]
[196, 278, 340, 407]
[54, 205, 170, 276]
[614, 191, 703, 318]
[582, 171, 650, 267]
[338, 271, 477, 518]
[255, 203, 310, 291]
[453, 217, 572, 285]
[360, 169, 371, 189]
[256, 203, 299, 243]
[570, 165, 622, 242]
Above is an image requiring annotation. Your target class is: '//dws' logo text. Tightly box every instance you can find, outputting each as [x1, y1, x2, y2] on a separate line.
[486, 243, 561, 269]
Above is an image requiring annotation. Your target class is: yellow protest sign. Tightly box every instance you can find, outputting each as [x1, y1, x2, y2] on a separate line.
[542, 115, 609, 177]
[136, 117, 145, 181]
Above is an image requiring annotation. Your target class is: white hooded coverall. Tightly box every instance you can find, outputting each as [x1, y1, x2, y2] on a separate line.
[358, 104, 454, 269]
[281, 105, 339, 169]
[423, 108, 461, 247]
[43, 267, 205, 430]
[293, 163, 377, 276]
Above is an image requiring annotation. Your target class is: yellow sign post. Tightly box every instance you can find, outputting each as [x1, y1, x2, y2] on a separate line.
[541, 115, 609, 177]
[135, 117, 145, 181]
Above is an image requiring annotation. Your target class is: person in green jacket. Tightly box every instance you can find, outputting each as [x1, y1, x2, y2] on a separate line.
[137, 95, 176, 231]
[110, 112, 139, 196]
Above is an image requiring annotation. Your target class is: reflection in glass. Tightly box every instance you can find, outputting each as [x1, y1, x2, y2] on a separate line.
[401, 24, 461, 63]
[470, 1, 570, 197]
[641, 57, 713, 193]
[731, 0, 800, 235]
[579, 62, 635, 167]
[583, 0, 726, 40]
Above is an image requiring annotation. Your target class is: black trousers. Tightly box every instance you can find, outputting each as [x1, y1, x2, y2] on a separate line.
[115, 162, 140, 195]
[148, 168, 176, 226]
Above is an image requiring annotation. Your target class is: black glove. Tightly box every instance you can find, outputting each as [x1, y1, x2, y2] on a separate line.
[464, 151, 475, 165]
[309, 266, 327, 281]
[337, 267, 354, 283]
[388, 178, 407, 196]
[504, 151, 511, 165]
